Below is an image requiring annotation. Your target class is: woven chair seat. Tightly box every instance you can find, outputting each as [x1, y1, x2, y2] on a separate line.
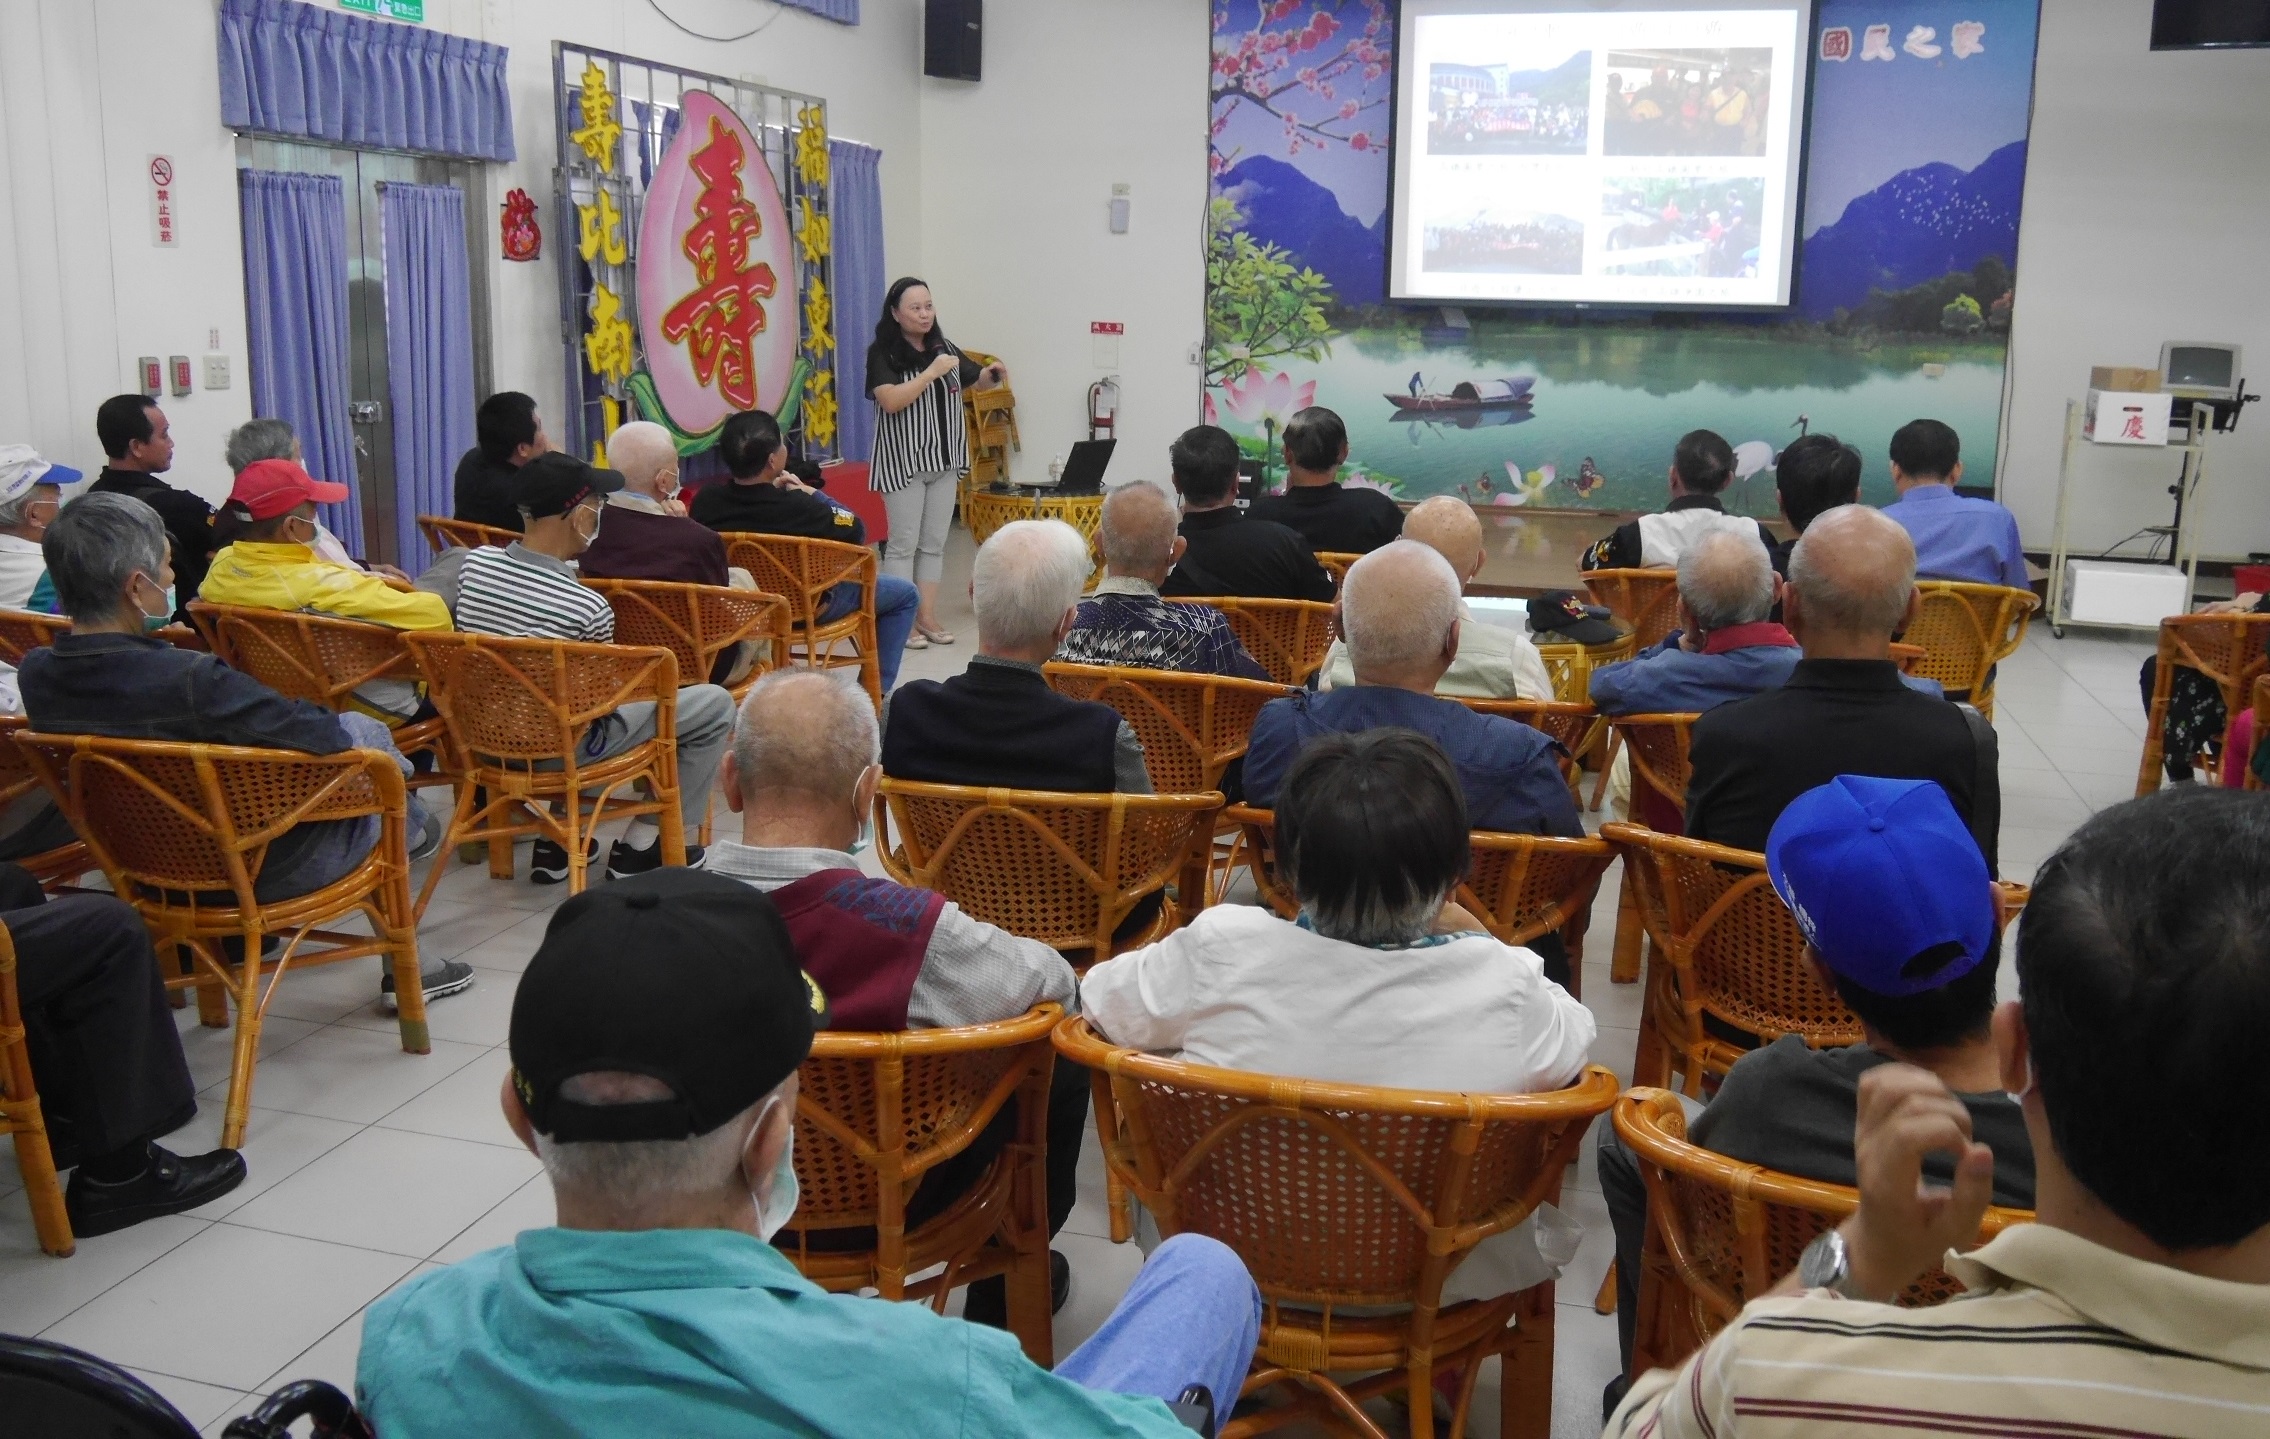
[582, 577, 788, 699]
[1903, 581, 2037, 719]
[1582, 568, 1682, 651]
[1314, 552, 1361, 591]
[1616, 1088, 2033, 1375]
[416, 515, 515, 552]
[1534, 627, 1635, 705]
[0, 609, 66, 666]
[1165, 597, 1335, 689]
[717, 533, 881, 709]
[0, 717, 88, 891]
[1056, 1016, 1618, 1439]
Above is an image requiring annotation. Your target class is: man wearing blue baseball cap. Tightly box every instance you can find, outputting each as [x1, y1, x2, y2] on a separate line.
[1597, 775, 2034, 1411]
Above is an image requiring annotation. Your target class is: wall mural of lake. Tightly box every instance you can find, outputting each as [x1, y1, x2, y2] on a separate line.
[1205, 0, 2044, 515]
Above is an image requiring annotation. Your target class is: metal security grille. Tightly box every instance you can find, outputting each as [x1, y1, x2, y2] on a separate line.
[552, 43, 834, 467]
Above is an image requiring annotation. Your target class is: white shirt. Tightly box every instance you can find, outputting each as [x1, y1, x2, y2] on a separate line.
[1318, 600, 1555, 702]
[1635, 508, 1760, 568]
[0, 533, 48, 609]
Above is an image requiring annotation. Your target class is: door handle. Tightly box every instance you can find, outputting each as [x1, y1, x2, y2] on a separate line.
[349, 400, 383, 424]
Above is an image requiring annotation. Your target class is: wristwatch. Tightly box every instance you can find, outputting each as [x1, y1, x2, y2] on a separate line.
[1797, 1227, 1860, 1296]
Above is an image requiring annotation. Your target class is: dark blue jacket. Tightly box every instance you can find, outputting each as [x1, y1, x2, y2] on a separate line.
[19, 633, 352, 752]
[1242, 685, 1583, 837]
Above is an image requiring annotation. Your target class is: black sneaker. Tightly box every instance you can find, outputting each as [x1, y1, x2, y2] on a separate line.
[605, 836, 703, 880]
[64, 1145, 247, 1237]
[379, 959, 477, 1012]
[529, 837, 597, 885]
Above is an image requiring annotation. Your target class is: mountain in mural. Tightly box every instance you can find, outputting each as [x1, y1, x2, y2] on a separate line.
[1797, 141, 2028, 322]
[1215, 155, 1387, 306]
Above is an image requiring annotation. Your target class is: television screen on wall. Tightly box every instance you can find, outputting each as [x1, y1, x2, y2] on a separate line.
[2152, 0, 2270, 49]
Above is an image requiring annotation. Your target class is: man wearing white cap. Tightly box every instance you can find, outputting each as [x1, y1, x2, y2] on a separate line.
[0, 445, 76, 613]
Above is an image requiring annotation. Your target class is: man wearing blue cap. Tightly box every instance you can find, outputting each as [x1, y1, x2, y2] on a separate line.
[1597, 775, 2033, 1410]
[0, 444, 74, 612]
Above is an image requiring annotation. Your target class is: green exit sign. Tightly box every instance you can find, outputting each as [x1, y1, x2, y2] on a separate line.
[340, 0, 425, 20]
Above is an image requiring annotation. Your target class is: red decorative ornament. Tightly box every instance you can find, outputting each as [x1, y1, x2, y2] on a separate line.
[501, 188, 542, 262]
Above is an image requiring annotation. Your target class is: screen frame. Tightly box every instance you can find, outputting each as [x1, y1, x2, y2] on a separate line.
[1382, 0, 1823, 315]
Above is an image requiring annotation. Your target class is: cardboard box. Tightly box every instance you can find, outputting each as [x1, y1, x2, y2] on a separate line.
[2084, 389, 2171, 446]
[2089, 365, 2161, 392]
[2064, 560, 2189, 627]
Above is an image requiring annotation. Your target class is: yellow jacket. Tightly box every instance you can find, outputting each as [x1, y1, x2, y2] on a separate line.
[200, 542, 453, 632]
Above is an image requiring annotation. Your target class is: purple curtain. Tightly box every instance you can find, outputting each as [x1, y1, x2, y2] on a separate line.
[218, 0, 515, 162]
[830, 138, 886, 464]
[239, 169, 362, 553]
[380, 183, 476, 572]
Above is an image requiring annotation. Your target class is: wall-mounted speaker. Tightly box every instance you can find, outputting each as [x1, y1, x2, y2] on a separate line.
[925, 0, 982, 81]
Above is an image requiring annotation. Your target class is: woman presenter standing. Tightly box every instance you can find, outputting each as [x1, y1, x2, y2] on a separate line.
[866, 276, 1006, 647]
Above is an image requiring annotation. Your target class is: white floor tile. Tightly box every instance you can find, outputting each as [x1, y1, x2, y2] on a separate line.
[205, 1025, 487, 1126]
[430, 1172, 556, 1264]
[0, 1211, 208, 1335]
[42, 1224, 416, 1391]
[335, 965, 519, 1047]
[256, 1260, 443, 1397]
[221, 1126, 541, 1259]
[374, 1044, 520, 1148]
[164, 1106, 364, 1221]
[454, 911, 555, 974]
[173, 1014, 324, 1096]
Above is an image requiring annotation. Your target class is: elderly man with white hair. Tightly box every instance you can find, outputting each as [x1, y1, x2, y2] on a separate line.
[883, 518, 1152, 794]
[1058, 483, 1265, 678]
[1318, 494, 1553, 700]
[1686, 504, 2000, 868]
[576, 419, 733, 589]
[1589, 528, 1801, 717]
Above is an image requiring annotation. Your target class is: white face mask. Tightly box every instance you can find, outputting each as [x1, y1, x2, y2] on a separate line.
[750, 1099, 800, 1241]
[2006, 1055, 2035, 1107]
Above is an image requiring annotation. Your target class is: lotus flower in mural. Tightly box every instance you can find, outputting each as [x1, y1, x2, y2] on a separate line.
[1212, 367, 1315, 432]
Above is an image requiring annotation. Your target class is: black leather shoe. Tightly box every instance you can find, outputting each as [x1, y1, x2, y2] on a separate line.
[1051, 1248, 1072, 1314]
[64, 1145, 248, 1237]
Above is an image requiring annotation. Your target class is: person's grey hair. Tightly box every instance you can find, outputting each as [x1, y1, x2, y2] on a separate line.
[0, 484, 52, 531]
[1676, 529, 1776, 631]
[532, 1071, 774, 1210]
[1340, 539, 1461, 673]
[224, 418, 297, 475]
[972, 519, 1091, 652]
[1787, 504, 1917, 637]
[43, 491, 167, 622]
[607, 421, 679, 494]
[1097, 483, 1178, 574]
[732, 669, 878, 801]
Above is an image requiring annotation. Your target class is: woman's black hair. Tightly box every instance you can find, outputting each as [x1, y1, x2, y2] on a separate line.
[1275, 728, 1470, 946]
[871, 276, 954, 373]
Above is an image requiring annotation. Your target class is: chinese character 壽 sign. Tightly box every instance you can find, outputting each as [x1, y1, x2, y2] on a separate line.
[636, 91, 797, 435]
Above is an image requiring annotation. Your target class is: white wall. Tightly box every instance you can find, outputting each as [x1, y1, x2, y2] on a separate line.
[2000, 5, 2270, 560]
[916, 0, 1211, 493]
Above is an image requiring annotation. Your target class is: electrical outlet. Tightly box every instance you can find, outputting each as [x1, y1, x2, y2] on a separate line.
[1186, 342, 1202, 365]
[202, 354, 231, 390]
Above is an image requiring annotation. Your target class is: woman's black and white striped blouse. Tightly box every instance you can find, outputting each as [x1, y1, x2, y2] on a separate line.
[865, 339, 979, 495]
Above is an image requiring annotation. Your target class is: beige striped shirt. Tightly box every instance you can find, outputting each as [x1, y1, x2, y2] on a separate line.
[1611, 1224, 2270, 1438]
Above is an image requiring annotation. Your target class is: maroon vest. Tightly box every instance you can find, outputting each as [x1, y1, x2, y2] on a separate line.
[769, 869, 945, 1031]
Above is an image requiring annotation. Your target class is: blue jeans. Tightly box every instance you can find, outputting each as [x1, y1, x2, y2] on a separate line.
[254, 712, 429, 905]
[1055, 1234, 1262, 1425]
[820, 571, 920, 693]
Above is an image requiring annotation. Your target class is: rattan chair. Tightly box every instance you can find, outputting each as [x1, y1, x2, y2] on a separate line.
[0, 609, 65, 665]
[1, 919, 71, 1256]
[717, 533, 881, 710]
[1315, 551, 1362, 591]
[2136, 612, 2270, 794]
[1888, 640, 1928, 674]
[1603, 822, 1860, 1096]
[13, 733, 425, 1149]
[1057, 1016, 1619, 1439]
[2248, 675, 2270, 792]
[402, 632, 686, 910]
[416, 515, 515, 552]
[1167, 597, 1335, 688]
[1582, 569, 1682, 651]
[0, 717, 88, 891]
[1604, 714, 1700, 985]
[1615, 1088, 2033, 1376]
[581, 577, 788, 699]
[1457, 697, 1604, 789]
[1042, 663, 1294, 902]
[187, 602, 458, 791]
[1903, 581, 2037, 720]
[1533, 627, 1635, 705]
[781, 1004, 1062, 1365]
[872, 779, 1218, 966]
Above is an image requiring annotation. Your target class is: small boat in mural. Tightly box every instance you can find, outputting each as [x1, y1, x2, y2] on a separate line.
[1384, 376, 1536, 413]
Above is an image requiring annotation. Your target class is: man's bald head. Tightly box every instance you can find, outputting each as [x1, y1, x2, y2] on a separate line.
[1402, 495, 1484, 586]
[607, 421, 679, 498]
[1786, 504, 1918, 643]
[1677, 529, 1776, 633]
[1098, 482, 1181, 582]
[730, 670, 878, 806]
[1341, 539, 1461, 688]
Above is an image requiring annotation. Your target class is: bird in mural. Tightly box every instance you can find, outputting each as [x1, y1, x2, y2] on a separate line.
[1500, 460, 1555, 506]
[1566, 457, 1606, 498]
[1791, 413, 1812, 436]
[1732, 440, 1776, 482]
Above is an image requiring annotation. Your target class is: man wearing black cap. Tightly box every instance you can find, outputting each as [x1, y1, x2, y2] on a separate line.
[419, 452, 735, 882]
[355, 870, 1262, 1438]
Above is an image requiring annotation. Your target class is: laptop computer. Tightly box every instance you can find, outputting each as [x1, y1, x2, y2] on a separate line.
[1051, 438, 1114, 494]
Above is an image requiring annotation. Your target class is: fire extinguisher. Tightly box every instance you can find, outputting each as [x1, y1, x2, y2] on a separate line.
[1088, 377, 1120, 442]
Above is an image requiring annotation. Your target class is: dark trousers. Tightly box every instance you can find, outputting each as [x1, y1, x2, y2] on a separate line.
[6, 865, 196, 1165]
[1597, 1118, 1650, 1377]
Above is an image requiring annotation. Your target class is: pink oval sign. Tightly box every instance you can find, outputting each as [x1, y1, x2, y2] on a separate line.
[636, 90, 798, 433]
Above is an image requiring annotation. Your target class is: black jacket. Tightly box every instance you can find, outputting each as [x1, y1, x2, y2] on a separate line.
[1161, 507, 1333, 603]
[689, 480, 866, 545]
[1247, 482, 1403, 555]
[1685, 658, 2000, 872]
[86, 468, 216, 621]
[883, 659, 1123, 794]
[452, 447, 525, 533]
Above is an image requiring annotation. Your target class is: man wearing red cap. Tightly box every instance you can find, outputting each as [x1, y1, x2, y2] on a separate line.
[200, 459, 454, 725]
